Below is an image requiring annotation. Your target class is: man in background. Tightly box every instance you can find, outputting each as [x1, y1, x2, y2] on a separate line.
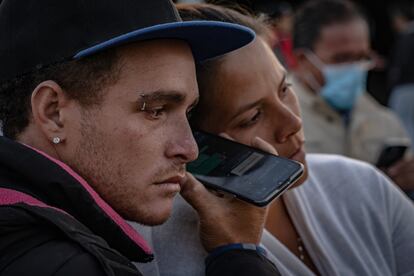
[291, 0, 414, 194]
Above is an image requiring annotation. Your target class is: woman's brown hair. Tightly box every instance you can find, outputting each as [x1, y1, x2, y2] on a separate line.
[177, 3, 271, 126]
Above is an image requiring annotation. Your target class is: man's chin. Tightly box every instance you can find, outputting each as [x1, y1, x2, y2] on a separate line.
[124, 207, 173, 226]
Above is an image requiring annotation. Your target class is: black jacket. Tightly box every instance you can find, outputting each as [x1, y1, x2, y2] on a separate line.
[0, 137, 279, 275]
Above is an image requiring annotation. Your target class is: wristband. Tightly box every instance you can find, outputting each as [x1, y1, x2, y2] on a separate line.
[206, 243, 267, 264]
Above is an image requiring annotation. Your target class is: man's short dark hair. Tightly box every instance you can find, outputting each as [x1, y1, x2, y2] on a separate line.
[0, 50, 121, 139]
[293, 0, 365, 50]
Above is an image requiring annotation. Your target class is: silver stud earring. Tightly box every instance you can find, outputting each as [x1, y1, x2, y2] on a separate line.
[52, 137, 61, 144]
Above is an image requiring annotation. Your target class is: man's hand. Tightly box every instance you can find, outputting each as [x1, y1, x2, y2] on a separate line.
[180, 136, 277, 252]
[180, 174, 267, 251]
[386, 157, 414, 191]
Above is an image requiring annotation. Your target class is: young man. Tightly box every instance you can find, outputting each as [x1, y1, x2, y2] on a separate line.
[292, 0, 414, 193]
[0, 0, 279, 275]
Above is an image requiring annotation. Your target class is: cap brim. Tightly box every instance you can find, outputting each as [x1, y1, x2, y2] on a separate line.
[73, 20, 255, 62]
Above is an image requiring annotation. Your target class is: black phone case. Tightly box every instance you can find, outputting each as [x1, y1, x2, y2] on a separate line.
[187, 130, 304, 207]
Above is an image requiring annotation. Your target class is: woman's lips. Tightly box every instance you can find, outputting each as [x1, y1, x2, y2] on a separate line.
[289, 145, 306, 162]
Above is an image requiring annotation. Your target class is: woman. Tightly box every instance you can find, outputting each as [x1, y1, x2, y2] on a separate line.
[132, 4, 414, 276]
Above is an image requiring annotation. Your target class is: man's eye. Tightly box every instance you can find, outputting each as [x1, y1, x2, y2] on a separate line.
[146, 107, 165, 119]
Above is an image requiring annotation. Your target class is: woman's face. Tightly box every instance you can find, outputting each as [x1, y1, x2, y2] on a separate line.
[197, 37, 308, 184]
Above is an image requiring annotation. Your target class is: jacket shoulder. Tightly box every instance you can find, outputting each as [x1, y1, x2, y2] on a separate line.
[0, 206, 106, 276]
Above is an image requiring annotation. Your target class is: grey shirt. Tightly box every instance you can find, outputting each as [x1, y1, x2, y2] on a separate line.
[131, 154, 414, 276]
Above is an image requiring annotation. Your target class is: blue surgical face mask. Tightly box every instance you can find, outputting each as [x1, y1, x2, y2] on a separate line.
[306, 52, 370, 112]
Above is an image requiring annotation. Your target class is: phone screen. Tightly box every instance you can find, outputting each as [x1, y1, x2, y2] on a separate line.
[187, 130, 304, 206]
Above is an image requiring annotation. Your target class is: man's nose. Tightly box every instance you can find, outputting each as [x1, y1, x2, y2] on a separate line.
[166, 124, 199, 163]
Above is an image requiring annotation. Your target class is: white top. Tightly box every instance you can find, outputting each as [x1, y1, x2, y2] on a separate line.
[131, 154, 414, 276]
[262, 154, 414, 276]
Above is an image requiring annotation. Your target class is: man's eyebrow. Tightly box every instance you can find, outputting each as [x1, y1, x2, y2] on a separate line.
[138, 90, 186, 104]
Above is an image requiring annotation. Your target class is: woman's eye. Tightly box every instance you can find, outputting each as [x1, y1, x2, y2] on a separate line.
[240, 110, 262, 128]
[280, 83, 292, 98]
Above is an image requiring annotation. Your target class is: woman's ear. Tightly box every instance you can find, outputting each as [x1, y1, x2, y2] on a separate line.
[30, 80, 71, 143]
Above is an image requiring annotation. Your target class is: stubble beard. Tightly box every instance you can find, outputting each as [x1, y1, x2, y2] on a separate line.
[67, 115, 172, 226]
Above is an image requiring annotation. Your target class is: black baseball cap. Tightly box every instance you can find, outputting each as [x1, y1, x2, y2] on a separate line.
[0, 0, 255, 82]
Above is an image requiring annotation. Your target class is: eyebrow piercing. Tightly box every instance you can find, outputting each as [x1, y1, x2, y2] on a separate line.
[140, 94, 147, 111]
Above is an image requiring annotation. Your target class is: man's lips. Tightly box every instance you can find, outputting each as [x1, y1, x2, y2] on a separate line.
[153, 175, 185, 195]
[155, 175, 185, 186]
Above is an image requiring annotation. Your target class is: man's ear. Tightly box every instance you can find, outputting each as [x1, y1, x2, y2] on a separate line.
[30, 80, 72, 142]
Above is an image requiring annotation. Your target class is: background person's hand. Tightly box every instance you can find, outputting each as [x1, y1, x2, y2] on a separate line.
[180, 135, 278, 252]
[386, 157, 414, 191]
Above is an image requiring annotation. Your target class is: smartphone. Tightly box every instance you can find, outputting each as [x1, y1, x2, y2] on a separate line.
[376, 144, 408, 168]
[187, 130, 304, 207]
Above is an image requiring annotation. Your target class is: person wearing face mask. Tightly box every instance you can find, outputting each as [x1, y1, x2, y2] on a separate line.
[292, 0, 414, 194]
[303, 51, 372, 113]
